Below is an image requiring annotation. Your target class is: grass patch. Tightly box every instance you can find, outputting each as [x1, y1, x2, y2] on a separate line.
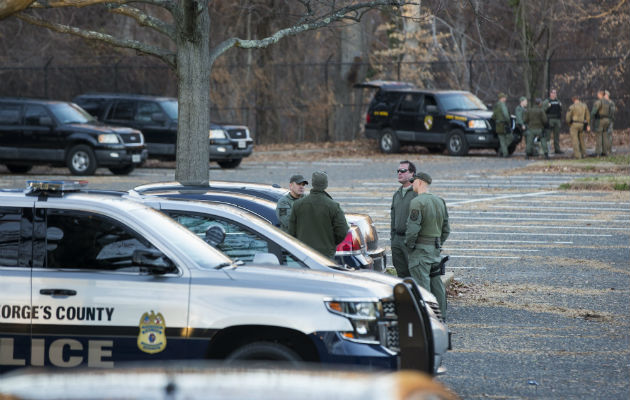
[559, 175, 630, 191]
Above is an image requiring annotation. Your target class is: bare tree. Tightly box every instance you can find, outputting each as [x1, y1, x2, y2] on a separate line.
[1, 0, 417, 184]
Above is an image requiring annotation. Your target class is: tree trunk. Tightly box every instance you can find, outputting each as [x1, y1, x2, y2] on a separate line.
[175, 1, 211, 185]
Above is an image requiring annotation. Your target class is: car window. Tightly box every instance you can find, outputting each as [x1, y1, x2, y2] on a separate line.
[135, 101, 162, 122]
[159, 100, 178, 120]
[397, 93, 422, 113]
[438, 92, 487, 111]
[45, 210, 171, 272]
[110, 101, 135, 121]
[24, 105, 49, 125]
[0, 104, 22, 125]
[166, 212, 273, 264]
[48, 103, 94, 124]
[0, 207, 21, 267]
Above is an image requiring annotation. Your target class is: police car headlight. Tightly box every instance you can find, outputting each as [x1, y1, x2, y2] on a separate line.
[468, 119, 486, 129]
[209, 129, 227, 139]
[98, 134, 120, 144]
[325, 300, 379, 343]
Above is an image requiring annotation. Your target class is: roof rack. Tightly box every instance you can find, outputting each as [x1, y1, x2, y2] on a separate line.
[25, 180, 88, 196]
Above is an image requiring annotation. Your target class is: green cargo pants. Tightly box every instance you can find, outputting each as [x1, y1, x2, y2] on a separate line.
[391, 235, 410, 278]
[408, 244, 447, 319]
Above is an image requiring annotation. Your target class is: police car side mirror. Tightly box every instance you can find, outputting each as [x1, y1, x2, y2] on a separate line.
[252, 252, 280, 265]
[132, 249, 175, 274]
[205, 225, 226, 247]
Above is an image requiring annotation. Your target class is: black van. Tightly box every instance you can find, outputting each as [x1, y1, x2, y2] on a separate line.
[355, 80, 522, 156]
[0, 98, 147, 175]
[73, 93, 254, 169]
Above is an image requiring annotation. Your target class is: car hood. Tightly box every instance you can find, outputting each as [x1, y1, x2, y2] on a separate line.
[444, 109, 492, 120]
[66, 123, 141, 135]
[210, 264, 394, 299]
[345, 270, 438, 304]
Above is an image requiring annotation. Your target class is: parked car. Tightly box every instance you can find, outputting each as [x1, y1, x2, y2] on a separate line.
[123, 194, 449, 374]
[132, 181, 387, 271]
[0, 180, 438, 375]
[0, 98, 147, 175]
[72, 93, 253, 168]
[354, 80, 522, 156]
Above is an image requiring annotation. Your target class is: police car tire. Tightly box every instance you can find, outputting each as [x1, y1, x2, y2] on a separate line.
[226, 342, 302, 363]
[67, 144, 97, 175]
[218, 158, 242, 169]
[109, 164, 135, 175]
[379, 128, 400, 153]
[5, 164, 33, 174]
[446, 129, 469, 156]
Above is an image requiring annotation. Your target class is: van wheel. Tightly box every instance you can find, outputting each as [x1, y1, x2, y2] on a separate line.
[67, 144, 97, 175]
[109, 165, 135, 175]
[226, 342, 302, 363]
[379, 128, 400, 153]
[218, 159, 242, 169]
[446, 129, 469, 156]
[5, 164, 32, 174]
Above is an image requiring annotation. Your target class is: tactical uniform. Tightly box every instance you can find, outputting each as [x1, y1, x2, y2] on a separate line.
[492, 95, 511, 157]
[289, 171, 349, 258]
[515, 101, 527, 133]
[591, 98, 613, 156]
[565, 101, 590, 159]
[390, 185, 417, 278]
[542, 97, 563, 153]
[524, 104, 549, 158]
[606, 98, 616, 155]
[276, 192, 299, 232]
[405, 173, 450, 318]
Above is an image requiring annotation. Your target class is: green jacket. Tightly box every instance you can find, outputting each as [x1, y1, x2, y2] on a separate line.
[591, 99, 612, 120]
[405, 193, 450, 249]
[391, 185, 417, 240]
[515, 105, 526, 128]
[288, 189, 349, 258]
[492, 101, 510, 134]
[275, 192, 300, 232]
[524, 106, 548, 130]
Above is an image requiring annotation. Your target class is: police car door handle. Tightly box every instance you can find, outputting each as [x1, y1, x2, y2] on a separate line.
[40, 289, 77, 296]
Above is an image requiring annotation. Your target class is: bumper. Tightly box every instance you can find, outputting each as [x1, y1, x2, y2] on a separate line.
[95, 147, 148, 167]
[309, 332, 398, 370]
[334, 252, 374, 270]
[209, 140, 254, 160]
[364, 128, 380, 139]
[368, 248, 386, 272]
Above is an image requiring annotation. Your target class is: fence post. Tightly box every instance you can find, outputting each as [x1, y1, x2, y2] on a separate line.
[43, 57, 53, 99]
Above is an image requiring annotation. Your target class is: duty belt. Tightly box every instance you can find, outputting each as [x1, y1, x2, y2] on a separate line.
[416, 236, 440, 246]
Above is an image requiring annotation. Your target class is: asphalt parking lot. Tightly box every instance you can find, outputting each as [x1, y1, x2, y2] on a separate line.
[1, 152, 628, 399]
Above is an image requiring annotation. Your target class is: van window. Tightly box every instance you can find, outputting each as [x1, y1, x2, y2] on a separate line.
[0, 104, 21, 125]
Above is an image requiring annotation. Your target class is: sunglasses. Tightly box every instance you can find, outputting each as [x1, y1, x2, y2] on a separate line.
[397, 168, 409, 173]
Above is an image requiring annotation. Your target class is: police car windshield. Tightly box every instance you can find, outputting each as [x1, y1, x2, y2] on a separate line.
[50, 103, 96, 124]
[134, 207, 233, 269]
[439, 92, 487, 111]
[160, 100, 178, 120]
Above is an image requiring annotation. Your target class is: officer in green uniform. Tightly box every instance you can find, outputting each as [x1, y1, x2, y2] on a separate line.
[542, 89, 563, 154]
[405, 172, 450, 318]
[275, 174, 308, 232]
[604, 90, 616, 155]
[524, 98, 549, 159]
[289, 171, 349, 259]
[515, 96, 528, 135]
[565, 96, 590, 159]
[492, 92, 511, 157]
[390, 160, 417, 278]
[590, 90, 612, 156]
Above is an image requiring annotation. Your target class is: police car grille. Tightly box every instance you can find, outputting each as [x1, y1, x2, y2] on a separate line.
[386, 325, 399, 350]
[428, 301, 443, 322]
[119, 132, 143, 144]
[382, 300, 396, 317]
[226, 128, 247, 139]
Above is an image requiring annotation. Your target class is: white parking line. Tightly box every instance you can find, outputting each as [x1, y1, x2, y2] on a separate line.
[447, 239, 573, 244]
[450, 216, 625, 223]
[448, 266, 488, 269]
[453, 231, 613, 237]
[449, 210, 630, 218]
[447, 191, 557, 206]
[448, 255, 521, 259]
[454, 224, 628, 231]
[443, 248, 540, 252]
[490, 205, 630, 212]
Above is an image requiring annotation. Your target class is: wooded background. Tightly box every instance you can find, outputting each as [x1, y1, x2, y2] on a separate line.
[1, 0, 628, 144]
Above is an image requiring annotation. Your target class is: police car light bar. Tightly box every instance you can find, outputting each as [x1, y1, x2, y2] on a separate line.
[26, 180, 88, 195]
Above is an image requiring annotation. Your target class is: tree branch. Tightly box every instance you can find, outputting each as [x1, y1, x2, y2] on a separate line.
[30, 0, 177, 14]
[210, 0, 413, 64]
[107, 4, 176, 41]
[17, 11, 176, 67]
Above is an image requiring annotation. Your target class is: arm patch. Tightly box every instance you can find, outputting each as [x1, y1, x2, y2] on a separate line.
[410, 209, 419, 221]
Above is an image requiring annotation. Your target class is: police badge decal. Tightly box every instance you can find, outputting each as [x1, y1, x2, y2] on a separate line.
[137, 310, 167, 354]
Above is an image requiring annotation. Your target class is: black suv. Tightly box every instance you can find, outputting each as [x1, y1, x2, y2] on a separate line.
[0, 98, 147, 175]
[73, 93, 254, 169]
[356, 81, 522, 156]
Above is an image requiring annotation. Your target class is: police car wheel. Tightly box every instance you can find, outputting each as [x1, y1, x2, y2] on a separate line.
[446, 129, 469, 156]
[226, 342, 302, 363]
[379, 128, 400, 153]
[67, 144, 97, 175]
[5, 164, 32, 174]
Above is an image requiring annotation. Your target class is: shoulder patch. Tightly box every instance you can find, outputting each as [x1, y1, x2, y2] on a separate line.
[279, 208, 287, 216]
[410, 209, 419, 221]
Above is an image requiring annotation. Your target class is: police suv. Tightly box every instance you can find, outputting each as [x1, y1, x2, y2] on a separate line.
[0, 181, 440, 374]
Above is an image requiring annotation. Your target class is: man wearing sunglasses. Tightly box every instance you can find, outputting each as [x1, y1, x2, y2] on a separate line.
[390, 161, 417, 278]
[405, 172, 450, 318]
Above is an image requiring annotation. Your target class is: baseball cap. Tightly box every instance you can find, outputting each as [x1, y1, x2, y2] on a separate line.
[290, 174, 308, 185]
[410, 172, 432, 184]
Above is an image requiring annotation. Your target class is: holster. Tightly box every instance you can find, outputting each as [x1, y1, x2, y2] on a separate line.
[429, 255, 449, 278]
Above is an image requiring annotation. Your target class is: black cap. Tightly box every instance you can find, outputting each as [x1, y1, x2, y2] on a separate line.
[411, 172, 432, 184]
[290, 174, 308, 184]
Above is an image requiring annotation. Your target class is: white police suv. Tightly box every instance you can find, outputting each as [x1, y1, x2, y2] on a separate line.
[0, 181, 438, 374]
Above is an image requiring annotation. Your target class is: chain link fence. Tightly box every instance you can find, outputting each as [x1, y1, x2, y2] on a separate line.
[0, 56, 626, 144]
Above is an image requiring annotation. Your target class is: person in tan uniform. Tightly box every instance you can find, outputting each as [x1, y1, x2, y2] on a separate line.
[565, 96, 590, 159]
